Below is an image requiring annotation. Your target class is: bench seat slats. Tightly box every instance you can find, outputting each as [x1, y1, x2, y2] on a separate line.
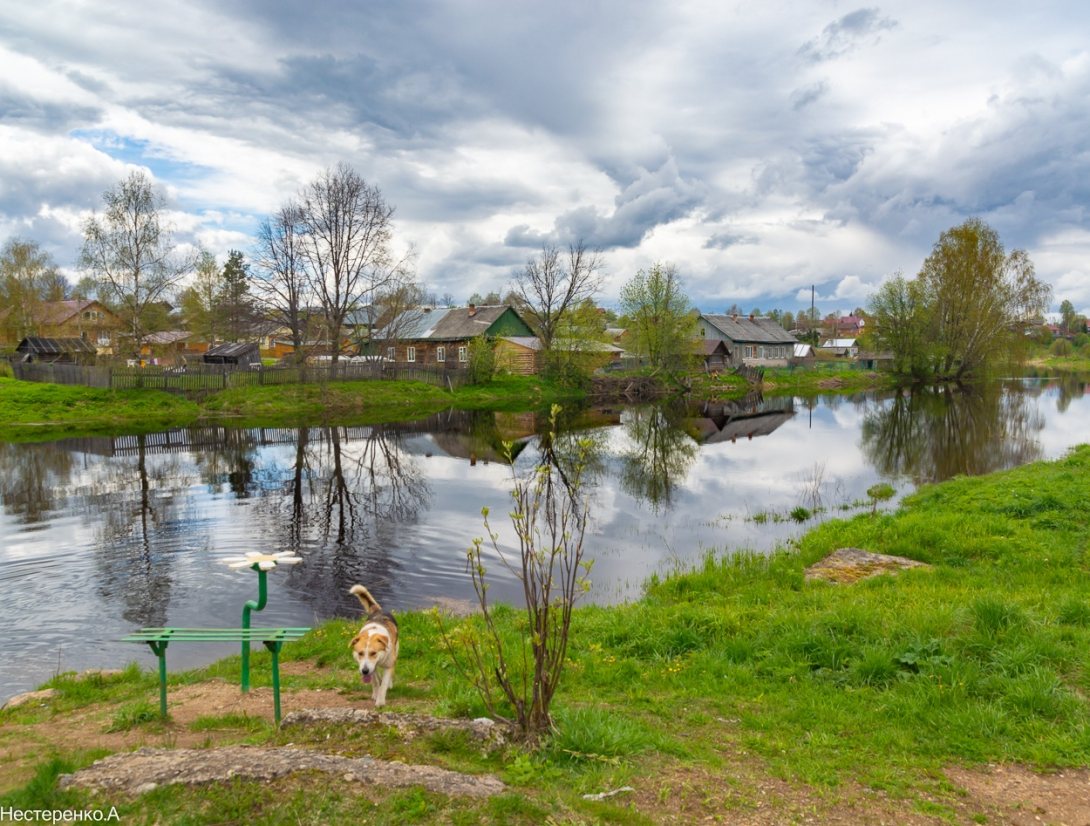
[124, 627, 310, 642]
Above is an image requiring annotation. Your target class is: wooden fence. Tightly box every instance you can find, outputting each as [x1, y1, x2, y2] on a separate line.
[11, 361, 469, 395]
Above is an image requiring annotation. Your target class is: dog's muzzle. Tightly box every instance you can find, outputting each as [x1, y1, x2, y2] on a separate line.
[360, 668, 373, 684]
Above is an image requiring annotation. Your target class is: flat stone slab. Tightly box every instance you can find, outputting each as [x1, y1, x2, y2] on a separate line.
[805, 547, 930, 584]
[282, 708, 507, 747]
[59, 746, 505, 798]
[1, 688, 59, 710]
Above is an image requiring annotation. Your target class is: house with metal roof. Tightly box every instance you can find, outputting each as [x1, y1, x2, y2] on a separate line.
[376, 304, 536, 369]
[696, 313, 799, 367]
[820, 338, 860, 357]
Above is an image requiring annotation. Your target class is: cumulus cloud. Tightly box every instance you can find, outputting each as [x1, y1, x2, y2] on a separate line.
[0, 0, 1086, 313]
[798, 8, 898, 64]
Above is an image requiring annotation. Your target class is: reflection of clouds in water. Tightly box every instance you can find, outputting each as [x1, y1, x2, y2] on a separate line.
[1, 384, 1089, 700]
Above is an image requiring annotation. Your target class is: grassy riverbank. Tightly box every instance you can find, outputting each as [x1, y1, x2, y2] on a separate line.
[0, 375, 585, 442]
[2, 444, 1088, 822]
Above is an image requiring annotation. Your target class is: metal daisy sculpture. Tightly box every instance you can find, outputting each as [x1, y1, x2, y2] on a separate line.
[220, 551, 303, 691]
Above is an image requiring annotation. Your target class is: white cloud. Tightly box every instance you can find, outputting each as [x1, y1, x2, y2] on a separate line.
[0, 0, 1087, 312]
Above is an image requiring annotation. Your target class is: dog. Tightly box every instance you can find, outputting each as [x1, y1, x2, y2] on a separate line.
[348, 584, 399, 707]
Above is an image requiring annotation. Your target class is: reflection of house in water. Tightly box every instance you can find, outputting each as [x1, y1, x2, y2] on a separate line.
[408, 410, 538, 465]
[686, 394, 795, 444]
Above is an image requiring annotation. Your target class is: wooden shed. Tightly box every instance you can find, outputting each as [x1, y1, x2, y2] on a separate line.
[203, 342, 261, 367]
[495, 336, 542, 375]
[15, 336, 97, 364]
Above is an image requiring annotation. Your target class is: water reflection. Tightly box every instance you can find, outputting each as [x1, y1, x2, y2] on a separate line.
[860, 383, 1045, 484]
[1, 378, 1088, 701]
[619, 404, 697, 511]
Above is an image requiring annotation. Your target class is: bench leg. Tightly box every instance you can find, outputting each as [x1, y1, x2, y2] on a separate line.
[264, 641, 284, 725]
[147, 641, 169, 718]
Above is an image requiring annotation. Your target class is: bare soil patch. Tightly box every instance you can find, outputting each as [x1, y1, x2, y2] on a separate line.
[945, 764, 1090, 826]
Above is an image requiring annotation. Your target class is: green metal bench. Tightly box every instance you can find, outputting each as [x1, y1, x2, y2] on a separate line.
[123, 626, 310, 724]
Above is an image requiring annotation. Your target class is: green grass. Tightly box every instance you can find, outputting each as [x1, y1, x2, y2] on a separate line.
[0, 374, 583, 441]
[0, 376, 199, 441]
[4, 445, 1090, 822]
[761, 361, 900, 394]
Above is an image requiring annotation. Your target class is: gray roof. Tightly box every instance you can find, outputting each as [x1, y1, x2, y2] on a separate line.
[15, 336, 96, 354]
[695, 338, 730, 355]
[379, 305, 516, 341]
[701, 314, 798, 345]
[500, 336, 543, 351]
[205, 342, 260, 358]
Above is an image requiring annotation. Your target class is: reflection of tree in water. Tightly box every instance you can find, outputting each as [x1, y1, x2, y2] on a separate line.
[1052, 374, 1087, 414]
[192, 429, 258, 497]
[0, 442, 75, 524]
[92, 435, 196, 626]
[620, 403, 698, 511]
[862, 384, 1044, 484]
[251, 425, 431, 616]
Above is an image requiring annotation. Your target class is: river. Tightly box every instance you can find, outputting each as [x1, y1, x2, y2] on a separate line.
[1, 374, 1087, 701]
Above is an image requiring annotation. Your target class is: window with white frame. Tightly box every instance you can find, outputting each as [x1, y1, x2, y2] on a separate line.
[458, 346, 468, 363]
[407, 346, 416, 363]
[387, 346, 395, 360]
[436, 346, 446, 362]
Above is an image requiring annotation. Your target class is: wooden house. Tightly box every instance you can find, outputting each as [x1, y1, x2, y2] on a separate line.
[0, 299, 121, 352]
[376, 304, 536, 369]
[696, 313, 798, 367]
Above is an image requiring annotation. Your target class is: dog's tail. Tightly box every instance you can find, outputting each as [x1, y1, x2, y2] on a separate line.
[349, 584, 381, 614]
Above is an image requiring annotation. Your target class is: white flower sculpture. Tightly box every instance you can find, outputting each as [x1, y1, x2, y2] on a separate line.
[221, 551, 303, 571]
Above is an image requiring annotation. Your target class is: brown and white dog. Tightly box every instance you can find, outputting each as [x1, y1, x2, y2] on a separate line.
[348, 584, 399, 707]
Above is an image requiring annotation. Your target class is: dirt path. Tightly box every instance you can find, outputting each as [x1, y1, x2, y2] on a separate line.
[4, 680, 1089, 823]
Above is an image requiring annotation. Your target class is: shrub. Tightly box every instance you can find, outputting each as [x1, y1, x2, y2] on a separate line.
[1049, 338, 1073, 357]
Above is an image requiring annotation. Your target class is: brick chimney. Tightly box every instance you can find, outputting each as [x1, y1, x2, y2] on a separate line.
[467, 303, 477, 317]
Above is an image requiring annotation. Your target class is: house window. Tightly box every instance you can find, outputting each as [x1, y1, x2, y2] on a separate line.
[458, 346, 468, 363]
[387, 346, 395, 360]
[407, 346, 416, 363]
[436, 346, 446, 362]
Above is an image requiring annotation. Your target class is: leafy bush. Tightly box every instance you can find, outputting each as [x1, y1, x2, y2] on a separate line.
[1049, 337, 1073, 357]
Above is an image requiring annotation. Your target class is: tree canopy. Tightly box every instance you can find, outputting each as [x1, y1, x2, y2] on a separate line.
[872, 219, 1051, 381]
[619, 263, 695, 375]
[80, 171, 194, 354]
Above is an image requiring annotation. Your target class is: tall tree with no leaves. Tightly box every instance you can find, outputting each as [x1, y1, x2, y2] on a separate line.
[80, 171, 194, 355]
[253, 202, 310, 363]
[297, 164, 400, 365]
[0, 239, 60, 342]
[511, 241, 603, 355]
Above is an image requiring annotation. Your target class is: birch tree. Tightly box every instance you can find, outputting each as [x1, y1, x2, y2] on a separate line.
[80, 171, 193, 355]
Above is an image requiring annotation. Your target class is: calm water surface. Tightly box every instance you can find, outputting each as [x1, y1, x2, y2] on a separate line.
[1, 375, 1087, 700]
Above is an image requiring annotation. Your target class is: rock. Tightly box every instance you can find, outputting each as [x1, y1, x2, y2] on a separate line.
[281, 708, 508, 748]
[1, 688, 59, 711]
[805, 547, 930, 584]
[59, 746, 505, 798]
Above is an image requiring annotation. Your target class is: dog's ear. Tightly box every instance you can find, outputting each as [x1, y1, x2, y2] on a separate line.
[349, 634, 361, 650]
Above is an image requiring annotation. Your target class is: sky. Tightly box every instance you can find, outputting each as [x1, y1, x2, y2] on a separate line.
[1, 0, 1088, 315]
